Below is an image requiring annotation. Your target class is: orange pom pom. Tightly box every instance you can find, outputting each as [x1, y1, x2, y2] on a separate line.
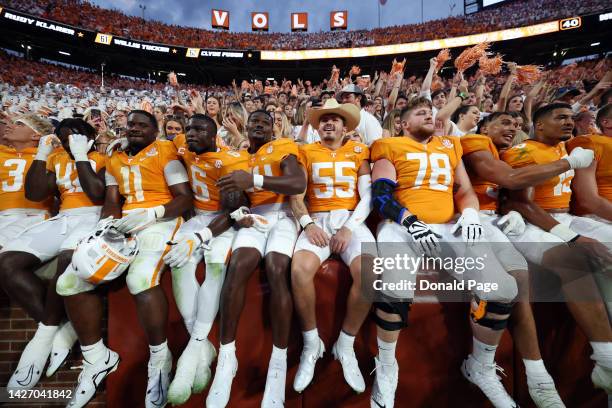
[454, 42, 490, 73]
[435, 49, 451, 71]
[478, 54, 503, 76]
[516, 65, 543, 85]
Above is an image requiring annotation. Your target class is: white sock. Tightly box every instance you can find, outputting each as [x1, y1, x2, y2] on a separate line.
[336, 331, 355, 350]
[184, 320, 195, 335]
[591, 341, 612, 368]
[271, 345, 287, 361]
[219, 341, 236, 356]
[303, 328, 319, 349]
[33, 322, 58, 343]
[149, 340, 169, 366]
[192, 321, 213, 341]
[81, 339, 108, 364]
[523, 359, 551, 382]
[377, 337, 397, 365]
[472, 337, 497, 365]
[52, 322, 78, 349]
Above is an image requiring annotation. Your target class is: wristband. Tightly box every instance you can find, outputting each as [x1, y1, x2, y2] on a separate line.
[153, 205, 165, 219]
[299, 214, 314, 228]
[34, 151, 50, 162]
[253, 174, 264, 189]
[195, 227, 213, 246]
[457, 92, 468, 101]
[72, 152, 89, 162]
[401, 214, 418, 228]
[549, 223, 579, 242]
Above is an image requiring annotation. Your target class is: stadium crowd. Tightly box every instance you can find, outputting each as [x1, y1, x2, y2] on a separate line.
[0, 0, 608, 50]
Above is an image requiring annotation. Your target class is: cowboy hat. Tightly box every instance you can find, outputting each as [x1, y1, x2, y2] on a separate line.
[308, 98, 361, 132]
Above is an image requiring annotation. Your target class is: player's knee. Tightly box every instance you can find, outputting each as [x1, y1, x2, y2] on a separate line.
[204, 262, 226, 280]
[126, 268, 155, 295]
[56, 269, 93, 296]
[266, 262, 290, 288]
[372, 300, 411, 331]
[470, 296, 514, 331]
[493, 273, 519, 303]
[291, 262, 314, 287]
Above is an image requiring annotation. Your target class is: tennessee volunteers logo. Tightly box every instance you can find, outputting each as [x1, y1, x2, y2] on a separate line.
[214, 160, 223, 168]
[267, 145, 274, 154]
[354, 145, 362, 153]
[441, 139, 453, 149]
[146, 148, 158, 157]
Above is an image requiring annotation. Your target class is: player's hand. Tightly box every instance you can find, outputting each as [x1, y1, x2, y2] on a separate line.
[106, 137, 129, 156]
[402, 215, 442, 257]
[330, 227, 351, 254]
[114, 205, 165, 234]
[305, 223, 330, 248]
[69, 134, 94, 162]
[451, 208, 484, 245]
[497, 211, 526, 236]
[217, 170, 254, 193]
[164, 232, 210, 268]
[565, 147, 594, 169]
[230, 206, 270, 232]
[35, 134, 61, 161]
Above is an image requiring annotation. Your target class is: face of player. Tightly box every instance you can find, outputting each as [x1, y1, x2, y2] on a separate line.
[508, 96, 523, 112]
[460, 106, 480, 129]
[186, 118, 215, 154]
[206, 97, 220, 117]
[3, 121, 38, 147]
[401, 105, 434, 140]
[247, 112, 273, 145]
[127, 112, 157, 150]
[165, 120, 183, 140]
[318, 114, 345, 144]
[488, 114, 517, 150]
[432, 92, 446, 109]
[537, 108, 574, 143]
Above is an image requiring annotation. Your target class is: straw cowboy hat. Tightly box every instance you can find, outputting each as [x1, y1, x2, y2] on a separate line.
[308, 98, 361, 132]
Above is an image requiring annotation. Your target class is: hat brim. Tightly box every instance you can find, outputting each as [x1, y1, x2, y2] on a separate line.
[308, 104, 360, 133]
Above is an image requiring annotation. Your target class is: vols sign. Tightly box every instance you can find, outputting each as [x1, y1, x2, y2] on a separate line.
[252, 12, 269, 31]
[291, 12, 308, 32]
[330, 11, 347, 30]
[211, 9, 229, 30]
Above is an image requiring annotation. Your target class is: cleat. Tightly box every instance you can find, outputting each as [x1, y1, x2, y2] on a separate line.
[592, 363, 612, 394]
[370, 356, 398, 408]
[145, 350, 172, 408]
[7, 337, 52, 390]
[461, 354, 517, 408]
[206, 350, 237, 408]
[46, 322, 77, 377]
[332, 341, 366, 393]
[193, 339, 217, 394]
[262, 357, 286, 408]
[168, 339, 201, 405]
[293, 338, 325, 392]
[67, 349, 120, 408]
[527, 377, 565, 407]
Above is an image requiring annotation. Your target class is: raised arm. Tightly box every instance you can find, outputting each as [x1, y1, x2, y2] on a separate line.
[495, 62, 517, 112]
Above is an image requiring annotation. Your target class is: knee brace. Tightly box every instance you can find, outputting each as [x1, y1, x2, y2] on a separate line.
[372, 297, 411, 331]
[470, 296, 514, 331]
[56, 267, 95, 296]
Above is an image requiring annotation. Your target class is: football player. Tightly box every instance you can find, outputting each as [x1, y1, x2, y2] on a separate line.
[501, 103, 612, 396]
[57, 110, 193, 408]
[290, 100, 375, 393]
[1, 117, 104, 390]
[207, 110, 306, 408]
[567, 104, 612, 222]
[163, 114, 249, 404]
[369, 97, 520, 408]
[460, 111, 595, 406]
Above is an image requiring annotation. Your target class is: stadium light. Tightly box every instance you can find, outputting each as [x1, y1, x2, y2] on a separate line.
[59, 51, 71, 56]
[553, 51, 557, 56]
[591, 42, 600, 46]
[176, 73, 186, 76]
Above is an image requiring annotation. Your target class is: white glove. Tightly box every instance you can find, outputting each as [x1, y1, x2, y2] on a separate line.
[95, 216, 115, 230]
[106, 137, 129, 156]
[35, 134, 60, 161]
[230, 206, 271, 232]
[402, 215, 442, 257]
[114, 205, 165, 234]
[69, 134, 94, 162]
[451, 208, 484, 245]
[565, 147, 594, 169]
[497, 211, 526, 236]
[163, 229, 212, 268]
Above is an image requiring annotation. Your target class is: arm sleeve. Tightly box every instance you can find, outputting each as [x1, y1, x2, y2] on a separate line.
[105, 170, 118, 186]
[163, 160, 189, 186]
[344, 174, 372, 230]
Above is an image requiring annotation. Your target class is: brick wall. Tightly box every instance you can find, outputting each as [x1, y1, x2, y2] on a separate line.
[0, 290, 106, 407]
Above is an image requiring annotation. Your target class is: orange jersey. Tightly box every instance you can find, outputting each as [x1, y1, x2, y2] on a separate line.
[567, 134, 612, 213]
[106, 140, 183, 211]
[47, 150, 106, 211]
[298, 141, 369, 212]
[247, 138, 299, 208]
[501, 140, 573, 210]
[371, 136, 462, 224]
[174, 134, 249, 211]
[0, 145, 52, 212]
[460, 134, 499, 211]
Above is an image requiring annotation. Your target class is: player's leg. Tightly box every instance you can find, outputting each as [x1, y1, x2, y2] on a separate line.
[207, 225, 263, 408]
[0, 251, 45, 319]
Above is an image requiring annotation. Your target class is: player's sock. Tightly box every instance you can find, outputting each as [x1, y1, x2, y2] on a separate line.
[302, 328, 319, 350]
[81, 339, 108, 364]
[33, 322, 59, 343]
[219, 341, 236, 357]
[192, 321, 213, 341]
[149, 341, 170, 367]
[472, 337, 497, 365]
[377, 337, 397, 376]
[336, 330, 355, 350]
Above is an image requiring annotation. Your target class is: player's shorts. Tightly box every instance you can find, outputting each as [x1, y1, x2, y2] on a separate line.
[1, 207, 101, 262]
[479, 210, 528, 272]
[175, 209, 236, 265]
[0, 209, 48, 248]
[582, 214, 611, 225]
[124, 216, 183, 295]
[232, 203, 298, 257]
[506, 212, 612, 265]
[376, 218, 518, 303]
[294, 209, 376, 265]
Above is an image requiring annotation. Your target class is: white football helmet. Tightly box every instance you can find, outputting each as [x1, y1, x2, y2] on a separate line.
[71, 219, 139, 285]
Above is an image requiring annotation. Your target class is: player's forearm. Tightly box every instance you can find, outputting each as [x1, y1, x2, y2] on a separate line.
[162, 194, 194, 219]
[289, 194, 309, 220]
[436, 94, 462, 123]
[578, 195, 612, 222]
[499, 161, 571, 190]
[503, 199, 558, 231]
[220, 190, 248, 213]
[206, 212, 234, 237]
[262, 173, 306, 195]
[25, 162, 52, 201]
[76, 163, 105, 203]
[454, 189, 480, 213]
